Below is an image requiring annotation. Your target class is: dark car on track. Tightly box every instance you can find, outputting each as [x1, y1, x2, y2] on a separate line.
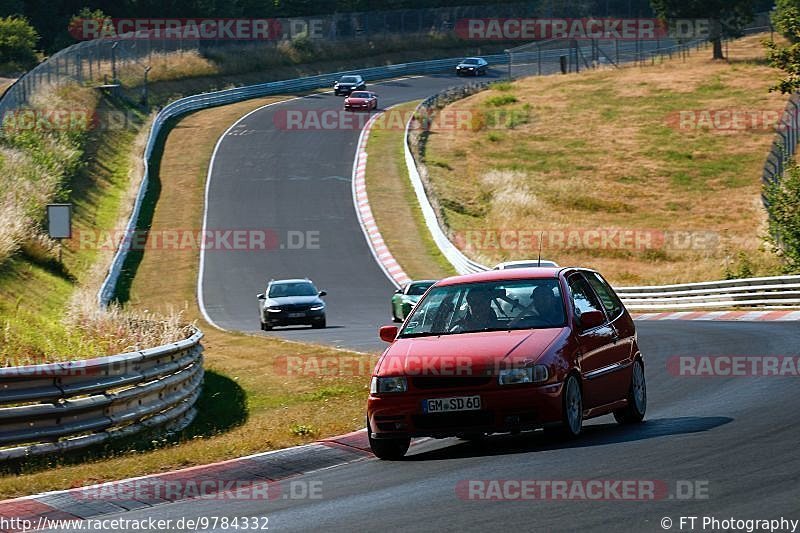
[344, 91, 379, 111]
[367, 267, 646, 459]
[257, 279, 327, 330]
[334, 75, 366, 96]
[456, 57, 489, 76]
[391, 280, 436, 322]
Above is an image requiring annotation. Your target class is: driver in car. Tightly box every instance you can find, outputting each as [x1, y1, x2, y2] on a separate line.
[457, 287, 499, 331]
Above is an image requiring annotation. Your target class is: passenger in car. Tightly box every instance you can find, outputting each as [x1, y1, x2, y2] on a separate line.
[531, 285, 563, 325]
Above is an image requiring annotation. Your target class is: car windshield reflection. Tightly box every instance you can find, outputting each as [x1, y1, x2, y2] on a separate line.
[399, 279, 566, 337]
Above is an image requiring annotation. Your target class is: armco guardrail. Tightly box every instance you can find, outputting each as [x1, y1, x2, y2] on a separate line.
[96, 54, 512, 306]
[404, 83, 490, 276]
[615, 276, 800, 310]
[0, 328, 203, 461]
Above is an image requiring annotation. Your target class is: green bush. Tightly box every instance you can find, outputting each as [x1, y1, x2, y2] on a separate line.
[485, 94, 518, 107]
[765, 161, 800, 272]
[0, 16, 38, 71]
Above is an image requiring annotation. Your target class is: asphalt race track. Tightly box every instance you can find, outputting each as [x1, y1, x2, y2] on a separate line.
[200, 71, 506, 351]
[199, 41, 670, 352]
[180, 62, 800, 531]
[57, 321, 800, 532]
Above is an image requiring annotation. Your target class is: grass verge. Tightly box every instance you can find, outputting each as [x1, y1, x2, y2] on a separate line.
[0, 95, 376, 499]
[416, 34, 785, 285]
[365, 102, 456, 281]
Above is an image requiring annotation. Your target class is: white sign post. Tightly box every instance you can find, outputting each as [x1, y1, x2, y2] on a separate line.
[46, 203, 72, 262]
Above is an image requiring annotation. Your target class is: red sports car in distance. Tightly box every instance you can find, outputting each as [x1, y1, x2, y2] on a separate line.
[367, 267, 646, 460]
[344, 91, 378, 111]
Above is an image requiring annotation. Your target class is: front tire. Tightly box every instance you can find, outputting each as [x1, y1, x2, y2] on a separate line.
[550, 374, 583, 438]
[368, 423, 410, 460]
[614, 359, 646, 424]
[260, 321, 272, 331]
[311, 318, 326, 329]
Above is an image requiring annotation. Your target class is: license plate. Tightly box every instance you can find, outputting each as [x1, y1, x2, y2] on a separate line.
[423, 396, 481, 413]
[288, 312, 306, 318]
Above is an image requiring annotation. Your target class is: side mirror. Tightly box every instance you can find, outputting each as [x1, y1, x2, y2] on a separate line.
[257, 293, 265, 300]
[579, 310, 605, 330]
[379, 325, 399, 343]
[318, 290, 327, 297]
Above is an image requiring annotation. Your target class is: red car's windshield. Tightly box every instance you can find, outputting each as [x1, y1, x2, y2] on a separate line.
[349, 92, 370, 98]
[400, 279, 566, 337]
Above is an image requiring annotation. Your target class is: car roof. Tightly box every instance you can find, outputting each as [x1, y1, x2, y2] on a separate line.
[269, 278, 313, 285]
[496, 259, 558, 267]
[436, 268, 562, 286]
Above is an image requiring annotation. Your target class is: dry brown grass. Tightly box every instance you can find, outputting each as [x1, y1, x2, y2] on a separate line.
[66, 288, 193, 354]
[365, 102, 456, 281]
[0, 95, 376, 499]
[422, 34, 786, 285]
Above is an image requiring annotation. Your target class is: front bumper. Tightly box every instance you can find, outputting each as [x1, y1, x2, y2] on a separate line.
[367, 381, 564, 439]
[263, 309, 325, 326]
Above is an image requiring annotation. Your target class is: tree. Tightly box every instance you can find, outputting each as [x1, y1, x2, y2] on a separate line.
[650, 0, 755, 60]
[0, 15, 37, 69]
[765, 6, 800, 93]
[765, 161, 800, 273]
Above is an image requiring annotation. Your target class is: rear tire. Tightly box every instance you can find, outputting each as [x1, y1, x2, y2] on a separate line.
[368, 423, 410, 460]
[614, 359, 646, 424]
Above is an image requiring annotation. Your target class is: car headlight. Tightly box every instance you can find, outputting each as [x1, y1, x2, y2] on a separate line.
[310, 304, 324, 311]
[266, 307, 282, 313]
[370, 376, 408, 394]
[498, 365, 548, 385]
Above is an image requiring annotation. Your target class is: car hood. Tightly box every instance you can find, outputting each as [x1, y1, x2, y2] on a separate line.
[346, 97, 369, 102]
[376, 328, 566, 377]
[457, 63, 477, 67]
[265, 295, 322, 306]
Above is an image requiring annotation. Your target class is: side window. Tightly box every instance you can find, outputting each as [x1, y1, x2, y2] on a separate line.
[567, 274, 605, 319]
[585, 272, 624, 318]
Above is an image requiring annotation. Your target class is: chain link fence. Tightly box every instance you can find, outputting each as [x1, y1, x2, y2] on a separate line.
[0, 1, 668, 117]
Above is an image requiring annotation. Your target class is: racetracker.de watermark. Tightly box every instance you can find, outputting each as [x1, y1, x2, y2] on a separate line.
[455, 18, 712, 41]
[272, 108, 529, 132]
[453, 229, 719, 252]
[74, 229, 320, 252]
[666, 109, 794, 133]
[2, 109, 141, 132]
[72, 477, 322, 502]
[667, 356, 800, 377]
[69, 18, 283, 41]
[456, 479, 709, 501]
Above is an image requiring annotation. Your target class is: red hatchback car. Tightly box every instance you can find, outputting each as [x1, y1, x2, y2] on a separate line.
[367, 267, 646, 459]
[344, 91, 378, 111]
